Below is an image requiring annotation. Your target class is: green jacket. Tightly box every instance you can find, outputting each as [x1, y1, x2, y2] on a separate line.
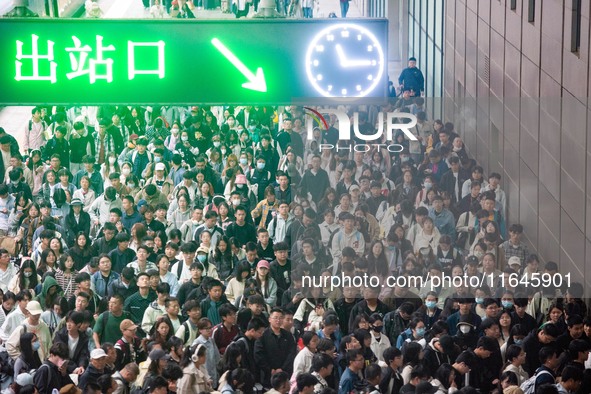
[35, 276, 63, 311]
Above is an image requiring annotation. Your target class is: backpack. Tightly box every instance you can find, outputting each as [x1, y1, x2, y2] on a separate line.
[520, 369, 553, 394]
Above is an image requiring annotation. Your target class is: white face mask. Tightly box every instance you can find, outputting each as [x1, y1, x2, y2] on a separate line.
[122, 168, 131, 176]
[181, 136, 189, 142]
[108, 157, 116, 165]
[232, 199, 240, 206]
[171, 128, 179, 135]
[213, 141, 221, 148]
[459, 325, 471, 334]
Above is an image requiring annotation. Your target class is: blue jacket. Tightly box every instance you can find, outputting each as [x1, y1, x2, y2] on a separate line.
[92, 270, 120, 298]
[429, 207, 456, 241]
[338, 367, 360, 394]
[121, 209, 142, 231]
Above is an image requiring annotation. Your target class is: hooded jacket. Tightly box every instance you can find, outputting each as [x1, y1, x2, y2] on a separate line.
[34, 276, 63, 311]
[134, 188, 168, 208]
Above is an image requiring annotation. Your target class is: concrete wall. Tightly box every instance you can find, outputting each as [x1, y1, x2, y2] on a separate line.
[444, 0, 591, 286]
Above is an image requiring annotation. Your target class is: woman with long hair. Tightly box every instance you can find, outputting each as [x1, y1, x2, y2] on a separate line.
[149, 315, 175, 346]
[37, 248, 58, 275]
[55, 252, 78, 300]
[221, 153, 239, 183]
[224, 261, 251, 305]
[12, 333, 42, 379]
[366, 240, 388, 278]
[400, 341, 423, 384]
[101, 152, 121, 187]
[69, 232, 96, 271]
[8, 192, 31, 235]
[130, 223, 148, 252]
[169, 194, 192, 231]
[253, 260, 277, 308]
[195, 182, 214, 210]
[291, 331, 319, 383]
[49, 237, 65, 261]
[212, 236, 236, 282]
[353, 328, 378, 365]
[0, 291, 15, 329]
[294, 286, 335, 333]
[15, 202, 40, 256]
[153, 231, 168, 255]
[27, 149, 44, 197]
[217, 202, 233, 231]
[38, 169, 57, 205]
[430, 363, 457, 394]
[178, 343, 212, 392]
[8, 260, 40, 297]
[317, 188, 338, 216]
[50, 187, 70, 222]
[217, 343, 242, 379]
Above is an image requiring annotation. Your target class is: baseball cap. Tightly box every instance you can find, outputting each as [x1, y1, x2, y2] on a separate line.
[349, 184, 360, 191]
[70, 198, 84, 206]
[235, 174, 247, 184]
[15, 373, 33, 386]
[155, 162, 166, 171]
[90, 348, 108, 359]
[197, 245, 209, 254]
[129, 134, 139, 140]
[149, 348, 172, 362]
[26, 301, 43, 316]
[466, 255, 479, 265]
[120, 319, 138, 332]
[257, 260, 270, 269]
[508, 256, 522, 267]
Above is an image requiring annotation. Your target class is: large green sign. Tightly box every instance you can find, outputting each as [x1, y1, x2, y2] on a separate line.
[0, 18, 388, 105]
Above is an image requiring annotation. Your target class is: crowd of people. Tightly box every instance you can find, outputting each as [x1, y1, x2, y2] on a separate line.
[0, 85, 584, 394]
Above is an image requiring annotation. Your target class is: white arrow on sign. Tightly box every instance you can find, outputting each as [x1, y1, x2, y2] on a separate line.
[211, 38, 267, 93]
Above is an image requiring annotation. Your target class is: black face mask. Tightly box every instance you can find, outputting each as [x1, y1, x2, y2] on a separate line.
[372, 326, 383, 333]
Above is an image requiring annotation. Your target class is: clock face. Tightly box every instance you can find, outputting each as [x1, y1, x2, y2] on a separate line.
[305, 23, 385, 98]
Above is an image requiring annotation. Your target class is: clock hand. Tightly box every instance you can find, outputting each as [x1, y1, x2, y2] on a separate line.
[335, 44, 372, 67]
[335, 44, 348, 66]
[346, 59, 373, 67]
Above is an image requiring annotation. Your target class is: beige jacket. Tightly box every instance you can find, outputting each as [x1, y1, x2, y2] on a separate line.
[177, 363, 213, 393]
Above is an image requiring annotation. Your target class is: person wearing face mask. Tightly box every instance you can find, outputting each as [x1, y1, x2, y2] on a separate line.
[368, 313, 391, 363]
[246, 156, 271, 202]
[453, 314, 479, 352]
[195, 246, 219, 279]
[7, 301, 52, 362]
[446, 298, 482, 337]
[164, 122, 181, 152]
[414, 176, 435, 209]
[396, 317, 427, 350]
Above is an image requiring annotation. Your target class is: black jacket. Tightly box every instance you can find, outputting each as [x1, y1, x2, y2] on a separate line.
[64, 210, 91, 245]
[254, 327, 297, 386]
[78, 364, 107, 390]
[379, 368, 403, 394]
[33, 360, 74, 394]
[107, 277, 138, 300]
[53, 328, 90, 372]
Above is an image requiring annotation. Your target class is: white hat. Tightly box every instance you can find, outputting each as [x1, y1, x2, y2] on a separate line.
[90, 348, 108, 359]
[26, 301, 42, 316]
[16, 373, 33, 386]
[155, 162, 166, 171]
[508, 256, 522, 267]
